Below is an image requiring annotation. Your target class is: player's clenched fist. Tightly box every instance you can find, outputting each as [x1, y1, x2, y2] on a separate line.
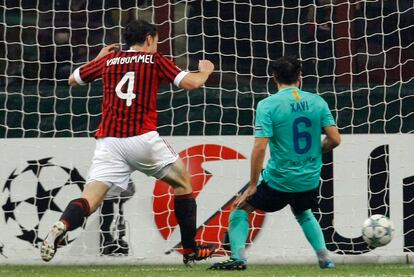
[198, 60, 214, 74]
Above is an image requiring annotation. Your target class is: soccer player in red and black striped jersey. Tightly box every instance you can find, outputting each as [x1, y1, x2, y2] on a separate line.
[41, 20, 215, 264]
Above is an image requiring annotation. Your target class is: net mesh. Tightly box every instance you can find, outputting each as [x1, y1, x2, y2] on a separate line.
[2, 1, 413, 137]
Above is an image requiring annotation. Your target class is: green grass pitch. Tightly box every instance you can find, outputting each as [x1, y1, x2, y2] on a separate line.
[0, 264, 413, 277]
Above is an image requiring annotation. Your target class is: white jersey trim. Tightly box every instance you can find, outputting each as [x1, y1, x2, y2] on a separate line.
[73, 67, 86, 86]
[173, 71, 189, 87]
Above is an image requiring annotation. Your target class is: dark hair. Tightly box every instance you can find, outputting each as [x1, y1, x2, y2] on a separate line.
[123, 20, 157, 47]
[271, 56, 302, 84]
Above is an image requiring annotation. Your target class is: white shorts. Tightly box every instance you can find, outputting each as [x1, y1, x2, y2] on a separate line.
[87, 131, 178, 195]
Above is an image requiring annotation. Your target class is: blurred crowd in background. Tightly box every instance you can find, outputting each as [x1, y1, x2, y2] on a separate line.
[1, 0, 413, 87]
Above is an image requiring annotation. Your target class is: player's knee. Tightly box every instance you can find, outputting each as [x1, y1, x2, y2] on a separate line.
[168, 172, 191, 189]
[230, 209, 248, 223]
[165, 173, 192, 194]
[173, 180, 192, 195]
[295, 209, 313, 224]
[81, 181, 109, 214]
[162, 161, 192, 192]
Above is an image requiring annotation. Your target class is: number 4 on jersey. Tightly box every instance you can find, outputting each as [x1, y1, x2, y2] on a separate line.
[115, 72, 136, 106]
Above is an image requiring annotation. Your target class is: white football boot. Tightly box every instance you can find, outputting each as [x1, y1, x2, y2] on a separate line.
[40, 221, 66, 262]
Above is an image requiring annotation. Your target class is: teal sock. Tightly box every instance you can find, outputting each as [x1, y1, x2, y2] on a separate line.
[295, 209, 327, 253]
[228, 209, 249, 261]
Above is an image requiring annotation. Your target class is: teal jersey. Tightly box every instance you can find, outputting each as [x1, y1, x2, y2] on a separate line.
[255, 86, 336, 192]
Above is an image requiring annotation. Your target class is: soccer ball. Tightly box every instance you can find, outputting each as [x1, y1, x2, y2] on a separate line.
[362, 214, 394, 248]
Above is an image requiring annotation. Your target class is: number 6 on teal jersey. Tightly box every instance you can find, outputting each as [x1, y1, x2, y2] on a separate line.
[293, 116, 312, 154]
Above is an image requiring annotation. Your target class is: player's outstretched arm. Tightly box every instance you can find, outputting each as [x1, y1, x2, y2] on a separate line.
[68, 43, 120, 86]
[179, 60, 214, 90]
[234, 137, 268, 207]
[322, 125, 341, 153]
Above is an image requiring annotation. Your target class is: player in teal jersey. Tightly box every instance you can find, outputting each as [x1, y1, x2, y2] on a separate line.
[209, 56, 341, 270]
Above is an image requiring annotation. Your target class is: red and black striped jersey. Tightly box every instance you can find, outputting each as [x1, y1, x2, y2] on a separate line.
[73, 50, 187, 138]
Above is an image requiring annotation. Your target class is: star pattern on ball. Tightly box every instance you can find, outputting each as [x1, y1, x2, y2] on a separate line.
[25, 182, 63, 221]
[2, 158, 85, 247]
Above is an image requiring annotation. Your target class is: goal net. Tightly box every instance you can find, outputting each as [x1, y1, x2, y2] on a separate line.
[0, 0, 414, 264]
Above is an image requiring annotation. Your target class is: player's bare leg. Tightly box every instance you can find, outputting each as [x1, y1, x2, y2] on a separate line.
[41, 181, 109, 262]
[161, 158, 215, 265]
[161, 158, 193, 195]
